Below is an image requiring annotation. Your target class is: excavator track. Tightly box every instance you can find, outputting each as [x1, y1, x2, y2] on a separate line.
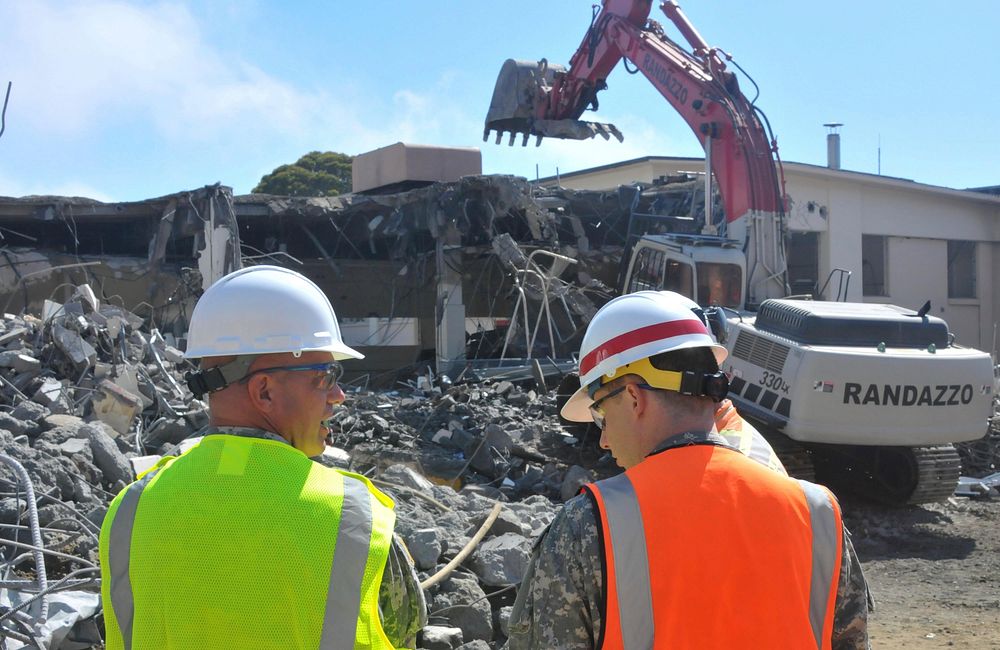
[811, 444, 962, 506]
[901, 445, 963, 504]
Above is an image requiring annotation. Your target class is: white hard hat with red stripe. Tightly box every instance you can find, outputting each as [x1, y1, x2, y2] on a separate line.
[561, 290, 727, 421]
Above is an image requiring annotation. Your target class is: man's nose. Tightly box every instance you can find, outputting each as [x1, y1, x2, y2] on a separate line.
[327, 382, 346, 405]
[599, 428, 610, 450]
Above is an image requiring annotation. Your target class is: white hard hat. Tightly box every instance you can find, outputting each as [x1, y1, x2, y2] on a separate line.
[561, 290, 726, 421]
[184, 265, 363, 360]
[659, 290, 711, 329]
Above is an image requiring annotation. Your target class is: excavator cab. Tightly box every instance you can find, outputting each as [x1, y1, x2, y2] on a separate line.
[483, 59, 623, 147]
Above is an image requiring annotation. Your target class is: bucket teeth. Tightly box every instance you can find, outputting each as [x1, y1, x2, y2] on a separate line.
[482, 121, 622, 146]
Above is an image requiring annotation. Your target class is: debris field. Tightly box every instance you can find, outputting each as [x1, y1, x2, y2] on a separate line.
[0, 286, 996, 648]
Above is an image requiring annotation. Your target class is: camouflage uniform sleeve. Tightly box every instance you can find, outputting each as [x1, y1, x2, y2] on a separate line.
[832, 525, 873, 650]
[378, 533, 428, 649]
[506, 493, 604, 650]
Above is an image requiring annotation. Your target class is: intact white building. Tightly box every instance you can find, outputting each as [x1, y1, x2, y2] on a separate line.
[539, 157, 1000, 355]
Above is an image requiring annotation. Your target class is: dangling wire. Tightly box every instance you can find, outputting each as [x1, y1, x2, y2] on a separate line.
[0, 82, 11, 142]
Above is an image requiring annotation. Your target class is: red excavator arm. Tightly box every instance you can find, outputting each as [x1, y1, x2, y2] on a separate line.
[484, 0, 786, 223]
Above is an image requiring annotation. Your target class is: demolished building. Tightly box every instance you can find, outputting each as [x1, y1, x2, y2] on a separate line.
[0, 169, 722, 385]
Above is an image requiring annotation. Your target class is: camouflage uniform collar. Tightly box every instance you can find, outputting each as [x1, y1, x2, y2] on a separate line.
[648, 428, 732, 457]
[209, 426, 292, 447]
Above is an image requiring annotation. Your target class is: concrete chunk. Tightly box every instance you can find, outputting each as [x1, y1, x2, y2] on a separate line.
[382, 464, 435, 493]
[0, 327, 28, 348]
[84, 423, 133, 486]
[406, 527, 442, 570]
[432, 573, 492, 641]
[419, 626, 463, 650]
[72, 284, 99, 313]
[52, 323, 97, 371]
[319, 446, 351, 468]
[0, 412, 33, 436]
[465, 424, 513, 478]
[11, 400, 49, 422]
[33, 378, 70, 413]
[58, 438, 89, 456]
[42, 414, 87, 435]
[455, 641, 491, 650]
[469, 532, 531, 586]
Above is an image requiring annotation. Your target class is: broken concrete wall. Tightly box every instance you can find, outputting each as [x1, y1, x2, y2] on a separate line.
[0, 174, 710, 384]
[234, 175, 633, 378]
[0, 184, 241, 343]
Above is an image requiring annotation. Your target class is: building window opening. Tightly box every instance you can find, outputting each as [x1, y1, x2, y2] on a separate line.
[947, 240, 976, 299]
[862, 235, 887, 296]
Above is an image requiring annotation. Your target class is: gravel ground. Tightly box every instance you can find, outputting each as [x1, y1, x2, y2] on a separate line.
[844, 497, 1000, 649]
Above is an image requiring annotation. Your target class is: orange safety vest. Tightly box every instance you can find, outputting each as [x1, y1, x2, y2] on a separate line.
[584, 443, 842, 650]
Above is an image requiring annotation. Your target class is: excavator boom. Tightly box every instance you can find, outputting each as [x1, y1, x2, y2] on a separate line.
[484, 0, 786, 221]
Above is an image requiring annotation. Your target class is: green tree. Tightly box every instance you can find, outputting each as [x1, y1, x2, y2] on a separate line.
[253, 151, 353, 196]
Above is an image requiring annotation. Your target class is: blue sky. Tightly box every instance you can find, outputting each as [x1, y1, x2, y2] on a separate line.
[1, 1, 997, 202]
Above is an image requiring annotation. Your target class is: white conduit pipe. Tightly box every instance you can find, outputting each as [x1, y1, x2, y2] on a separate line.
[0, 454, 49, 621]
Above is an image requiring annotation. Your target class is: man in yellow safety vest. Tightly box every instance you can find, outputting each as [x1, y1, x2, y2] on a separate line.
[99, 265, 425, 649]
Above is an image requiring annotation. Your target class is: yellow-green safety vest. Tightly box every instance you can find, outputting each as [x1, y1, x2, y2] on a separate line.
[99, 434, 397, 649]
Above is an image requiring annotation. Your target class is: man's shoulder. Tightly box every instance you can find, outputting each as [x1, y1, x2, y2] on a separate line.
[539, 490, 599, 549]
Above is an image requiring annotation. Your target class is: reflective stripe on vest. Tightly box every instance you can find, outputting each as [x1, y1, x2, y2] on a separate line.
[319, 476, 373, 650]
[589, 446, 842, 649]
[597, 472, 655, 650]
[799, 479, 840, 649]
[105, 455, 384, 649]
[714, 400, 787, 475]
[107, 469, 160, 650]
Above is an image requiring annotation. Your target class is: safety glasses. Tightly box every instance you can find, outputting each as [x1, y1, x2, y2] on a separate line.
[588, 383, 660, 429]
[241, 361, 344, 390]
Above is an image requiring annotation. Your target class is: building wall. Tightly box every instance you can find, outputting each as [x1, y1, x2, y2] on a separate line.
[543, 159, 1000, 353]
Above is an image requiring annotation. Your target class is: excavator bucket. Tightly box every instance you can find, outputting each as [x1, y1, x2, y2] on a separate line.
[484, 59, 624, 147]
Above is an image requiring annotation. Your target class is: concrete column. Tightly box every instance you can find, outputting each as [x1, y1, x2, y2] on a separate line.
[435, 224, 466, 375]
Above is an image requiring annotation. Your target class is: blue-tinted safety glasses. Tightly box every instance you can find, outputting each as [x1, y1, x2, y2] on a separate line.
[241, 361, 344, 390]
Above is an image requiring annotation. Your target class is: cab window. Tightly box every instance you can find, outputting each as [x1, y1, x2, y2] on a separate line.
[696, 262, 742, 308]
[628, 247, 665, 292]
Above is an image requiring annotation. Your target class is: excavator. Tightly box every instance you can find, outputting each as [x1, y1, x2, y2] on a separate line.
[483, 0, 995, 504]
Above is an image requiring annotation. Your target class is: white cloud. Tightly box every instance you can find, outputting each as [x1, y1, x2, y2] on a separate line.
[3, 1, 343, 142]
[0, 1, 698, 197]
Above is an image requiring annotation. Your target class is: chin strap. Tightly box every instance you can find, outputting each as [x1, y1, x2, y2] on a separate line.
[185, 355, 256, 399]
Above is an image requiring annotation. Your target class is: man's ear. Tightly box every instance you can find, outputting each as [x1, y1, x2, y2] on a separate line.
[626, 382, 648, 417]
[245, 374, 275, 413]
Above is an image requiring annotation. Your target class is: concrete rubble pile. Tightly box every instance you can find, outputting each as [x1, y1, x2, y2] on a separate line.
[0, 283, 997, 647]
[0, 284, 206, 648]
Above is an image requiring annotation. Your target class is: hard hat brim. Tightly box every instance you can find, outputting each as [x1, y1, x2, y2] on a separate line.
[326, 341, 365, 361]
[560, 385, 595, 422]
